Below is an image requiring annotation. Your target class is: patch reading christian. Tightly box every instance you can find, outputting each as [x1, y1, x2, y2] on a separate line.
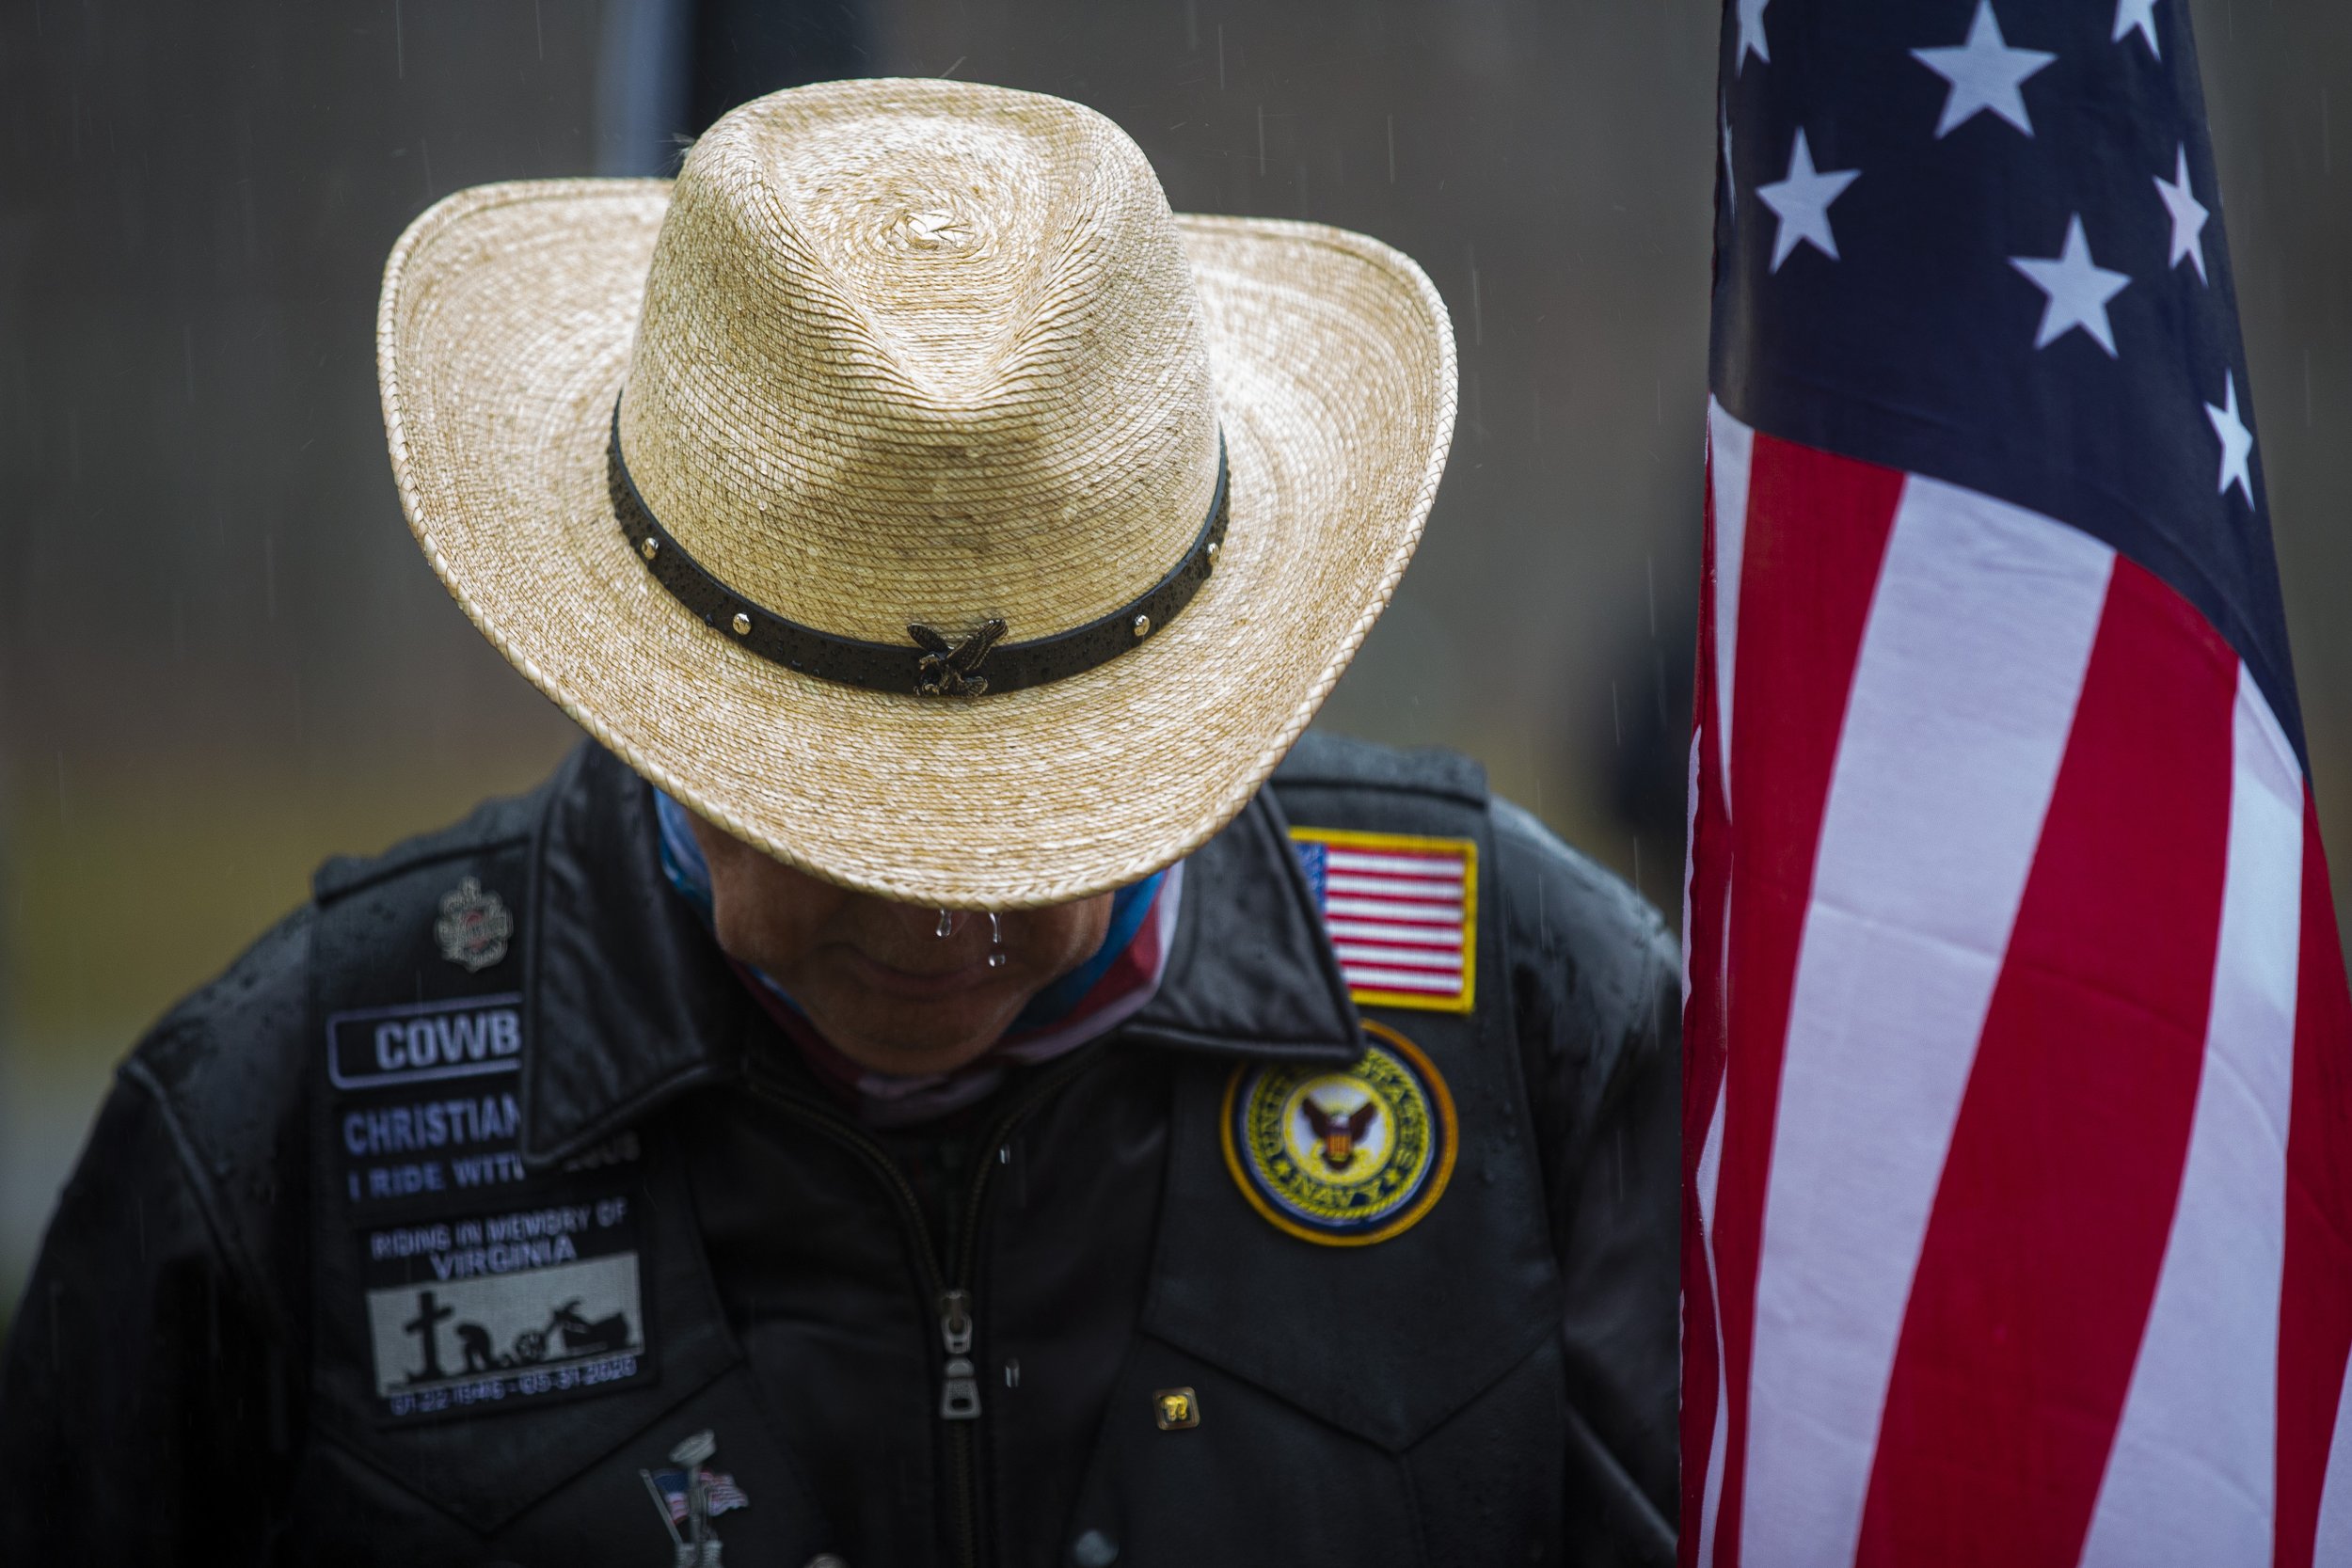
[339, 1085, 531, 1208]
[327, 994, 523, 1091]
[1221, 1022, 1456, 1246]
[1289, 828, 1476, 1013]
[363, 1192, 653, 1422]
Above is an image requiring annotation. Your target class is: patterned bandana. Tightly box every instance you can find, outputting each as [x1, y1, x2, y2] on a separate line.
[652, 790, 1181, 1126]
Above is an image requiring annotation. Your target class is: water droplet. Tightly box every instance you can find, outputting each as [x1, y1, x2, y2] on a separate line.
[987, 952, 1008, 969]
[935, 910, 955, 938]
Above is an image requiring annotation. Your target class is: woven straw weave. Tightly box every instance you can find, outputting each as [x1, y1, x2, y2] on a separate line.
[378, 79, 1455, 908]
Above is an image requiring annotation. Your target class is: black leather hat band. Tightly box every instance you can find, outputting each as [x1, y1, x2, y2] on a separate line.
[609, 406, 1230, 698]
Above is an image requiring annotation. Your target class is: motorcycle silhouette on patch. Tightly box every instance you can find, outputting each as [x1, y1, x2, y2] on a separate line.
[510, 1297, 633, 1362]
[427, 1294, 634, 1378]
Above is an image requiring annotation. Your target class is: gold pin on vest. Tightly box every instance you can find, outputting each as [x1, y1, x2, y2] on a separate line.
[1153, 1386, 1200, 1431]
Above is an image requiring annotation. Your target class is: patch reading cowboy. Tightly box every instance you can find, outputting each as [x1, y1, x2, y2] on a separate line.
[363, 1192, 653, 1421]
[328, 994, 524, 1091]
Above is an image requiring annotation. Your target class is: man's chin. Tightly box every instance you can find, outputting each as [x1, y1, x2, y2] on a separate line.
[811, 1004, 1013, 1079]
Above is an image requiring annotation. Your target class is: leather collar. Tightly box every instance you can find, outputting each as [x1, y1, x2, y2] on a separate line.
[518, 746, 1361, 1164]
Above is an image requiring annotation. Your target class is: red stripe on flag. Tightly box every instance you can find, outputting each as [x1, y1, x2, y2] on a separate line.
[1706, 433, 1905, 1568]
[1852, 558, 2235, 1567]
[2276, 786, 2352, 1568]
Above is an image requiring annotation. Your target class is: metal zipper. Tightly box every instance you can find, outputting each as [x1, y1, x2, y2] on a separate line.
[743, 1044, 1107, 1568]
[938, 1287, 982, 1418]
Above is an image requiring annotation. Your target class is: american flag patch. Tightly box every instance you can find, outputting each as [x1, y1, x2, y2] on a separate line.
[1289, 828, 1477, 1014]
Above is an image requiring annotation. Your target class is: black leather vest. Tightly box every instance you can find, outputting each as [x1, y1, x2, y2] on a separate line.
[289, 746, 1567, 1567]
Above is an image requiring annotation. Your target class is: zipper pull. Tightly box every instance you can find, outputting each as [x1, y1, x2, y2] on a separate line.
[939, 1290, 981, 1421]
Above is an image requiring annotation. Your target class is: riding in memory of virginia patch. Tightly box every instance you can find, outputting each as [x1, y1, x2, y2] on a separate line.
[359, 1189, 655, 1422]
[1221, 1021, 1457, 1246]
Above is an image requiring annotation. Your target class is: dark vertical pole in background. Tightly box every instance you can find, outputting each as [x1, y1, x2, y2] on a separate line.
[596, 0, 874, 177]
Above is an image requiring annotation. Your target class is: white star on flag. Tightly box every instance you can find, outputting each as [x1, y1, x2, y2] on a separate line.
[2153, 144, 2209, 282]
[2010, 214, 2131, 356]
[1912, 0, 2057, 138]
[1739, 0, 1772, 70]
[2114, 0, 2161, 56]
[1756, 129, 1859, 272]
[2205, 372, 2255, 503]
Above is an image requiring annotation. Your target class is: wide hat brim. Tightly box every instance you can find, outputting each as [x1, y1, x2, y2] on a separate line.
[379, 178, 1456, 908]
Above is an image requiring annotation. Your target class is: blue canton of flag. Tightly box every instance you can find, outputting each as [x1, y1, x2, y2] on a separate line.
[1294, 839, 1331, 907]
[1715, 0, 2296, 757]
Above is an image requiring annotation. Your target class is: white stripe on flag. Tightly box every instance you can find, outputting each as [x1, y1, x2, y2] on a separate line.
[1709, 400, 1755, 800]
[1323, 896, 1463, 926]
[2077, 666, 2304, 1568]
[1325, 873, 1465, 902]
[1740, 476, 2115, 1568]
[1325, 848, 1464, 880]
[1699, 1080, 1730, 1568]
[1331, 944, 1463, 974]
[1326, 918, 1464, 949]
[1684, 726, 1703, 1012]
[1340, 965, 1464, 994]
[2314, 1349, 2352, 1567]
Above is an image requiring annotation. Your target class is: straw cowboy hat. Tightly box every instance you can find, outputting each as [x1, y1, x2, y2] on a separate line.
[377, 78, 1456, 908]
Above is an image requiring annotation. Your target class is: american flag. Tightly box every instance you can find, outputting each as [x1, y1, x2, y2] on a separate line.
[1686, 3, 2352, 1566]
[649, 1466, 750, 1525]
[1291, 830, 1477, 1012]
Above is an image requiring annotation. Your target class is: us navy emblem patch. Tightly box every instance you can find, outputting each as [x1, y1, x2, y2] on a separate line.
[1222, 1022, 1456, 1246]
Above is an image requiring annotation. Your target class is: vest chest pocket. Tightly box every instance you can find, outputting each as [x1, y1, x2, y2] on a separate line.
[305, 848, 743, 1533]
[1073, 1030, 1568, 1564]
[306, 1123, 746, 1537]
[1058, 1348, 1424, 1568]
[1059, 1337, 1569, 1568]
[1142, 1030, 1561, 1454]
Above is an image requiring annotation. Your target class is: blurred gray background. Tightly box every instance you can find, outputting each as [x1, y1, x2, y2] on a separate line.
[3, 0, 2346, 1307]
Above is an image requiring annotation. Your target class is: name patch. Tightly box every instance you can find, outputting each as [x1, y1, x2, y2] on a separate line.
[363, 1190, 654, 1422]
[327, 995, 525, 1091]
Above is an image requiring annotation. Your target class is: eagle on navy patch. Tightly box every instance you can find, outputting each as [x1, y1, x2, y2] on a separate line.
[435, 877, 513, 972]
[1221, 1022, 1456, 1246]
